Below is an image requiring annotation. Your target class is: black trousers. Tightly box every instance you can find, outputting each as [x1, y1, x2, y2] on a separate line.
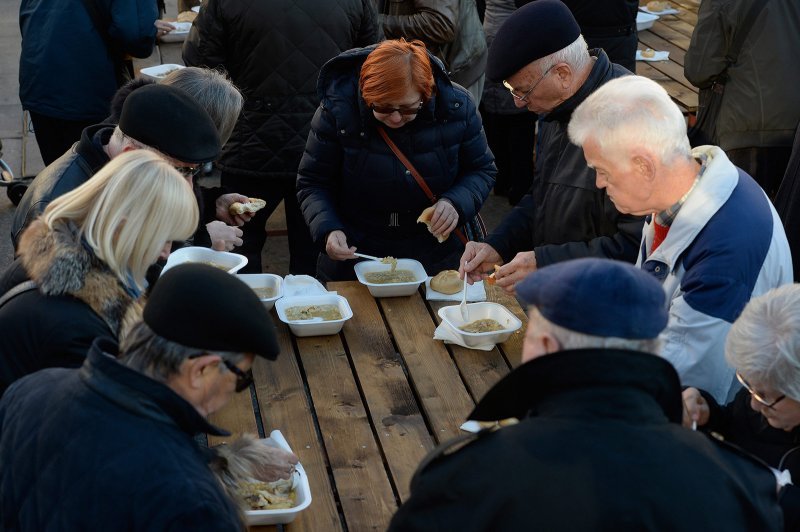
[220, 172, 317, 275]
[28, 111, 95, 166]
[480, 108, 536, 205]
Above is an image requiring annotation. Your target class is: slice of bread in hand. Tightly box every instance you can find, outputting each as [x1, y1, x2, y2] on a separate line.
[229, 198, 266, 215]
[417, 206, 448, 243]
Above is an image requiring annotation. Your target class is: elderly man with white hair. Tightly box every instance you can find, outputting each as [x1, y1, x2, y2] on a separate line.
[568, 75, 793, 403]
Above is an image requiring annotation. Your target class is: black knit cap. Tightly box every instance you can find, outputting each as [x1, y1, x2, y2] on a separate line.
[486, 0, 582, 82]
[118, 84, 220, 164]
[143, 264, 280, 359]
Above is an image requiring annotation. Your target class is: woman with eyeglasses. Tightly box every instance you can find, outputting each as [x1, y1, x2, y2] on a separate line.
[297, 38, 496, 281]
[683, 284, 800, 531]
[0, 150, 199, 396]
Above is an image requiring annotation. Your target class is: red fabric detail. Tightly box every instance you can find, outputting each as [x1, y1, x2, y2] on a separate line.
[651, 221, 670, 253]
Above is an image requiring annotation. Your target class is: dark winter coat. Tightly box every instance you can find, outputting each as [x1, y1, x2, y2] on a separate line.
[486, 50, 643, 267]
[296, 45, 496, 273]
[11, 124, 112, 249]
[183, 0, 379, 179]
[19, 0, 157, 121]
[0, 220, 140, 396]
[699, 387, 800, 531]
[389, 349, 784, 531]
[774, 124, 800, 282]
[0, 338, 243, 530]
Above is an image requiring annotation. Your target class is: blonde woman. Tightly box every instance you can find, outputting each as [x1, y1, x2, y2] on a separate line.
[0, 150, 198, 394]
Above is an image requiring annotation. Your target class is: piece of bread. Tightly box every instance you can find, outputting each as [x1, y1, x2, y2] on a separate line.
[417, 206, 448, 243]
[641, 48, 656, 58]
[485, 264, 501, 285]
[430, 270, 462, 294]
[176, 10, 197, 22]
[229, 198, 267, 215]
[646, 0, 669, 11]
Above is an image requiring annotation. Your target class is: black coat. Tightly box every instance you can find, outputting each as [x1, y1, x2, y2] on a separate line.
[700, 388, 800, 531]
[11, 124, 112, 248]
[183, 0, 379, 179]
[389, 349, 784, 531]
[297, 45, 496, 273]
[0, 339, 243, 530]
[486, 50, 644, 267]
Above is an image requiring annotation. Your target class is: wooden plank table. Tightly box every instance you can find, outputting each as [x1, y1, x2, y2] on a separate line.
[637, 0, 700, 114]
[208, 281, 527, 531]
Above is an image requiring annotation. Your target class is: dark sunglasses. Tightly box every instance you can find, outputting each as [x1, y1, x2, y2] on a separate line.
[736, 371, 785, 408]
[174, 165, 203, 179]
[222, 359, 254, 393]
[371, 102, 423, 116]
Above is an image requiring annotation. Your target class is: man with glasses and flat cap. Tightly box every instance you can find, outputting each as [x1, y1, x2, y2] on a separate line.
[0, 264, 297, 531]
[460, 0, 643, 293]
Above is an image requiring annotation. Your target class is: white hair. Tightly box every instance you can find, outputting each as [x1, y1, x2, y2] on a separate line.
[529, 307, 662, 355]
[567, 75, 692, 164]
[726, 285, 800, 401]
[538, 35, 591, 76]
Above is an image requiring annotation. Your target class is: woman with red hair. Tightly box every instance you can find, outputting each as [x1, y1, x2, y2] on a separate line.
[297, 39, 496, 281]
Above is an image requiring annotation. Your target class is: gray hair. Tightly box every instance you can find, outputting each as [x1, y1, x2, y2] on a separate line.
[568, 75, 692, 165]
[529, 307, 662, 355]
[537, 34, 591, 76]
[726, 285, 800, 401]
[160, 67, 243, 145]
[120, 321, 245, 383]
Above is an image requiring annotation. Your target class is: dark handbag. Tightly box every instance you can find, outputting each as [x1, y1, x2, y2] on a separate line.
[687, 0, 768, 147]
[377, 126, 487, 244]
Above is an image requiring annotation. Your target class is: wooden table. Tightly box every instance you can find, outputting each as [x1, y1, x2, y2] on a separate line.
[207, 281, 527, 531]
[636, 0, 700, 114]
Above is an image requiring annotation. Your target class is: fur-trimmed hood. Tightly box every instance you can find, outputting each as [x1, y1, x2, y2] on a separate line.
[18, 219, 142, 337]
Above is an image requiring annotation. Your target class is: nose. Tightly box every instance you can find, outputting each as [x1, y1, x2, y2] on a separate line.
[749, 395, 765, 414]
[512, 97, 527, 109]
[158, 242, 173, 261]
[595, 172, 607, 189]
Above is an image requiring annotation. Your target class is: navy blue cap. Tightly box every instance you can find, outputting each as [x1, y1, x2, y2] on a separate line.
[516, 258, 668, 339]
[144, 264, 280, 359]
[486, 0, 582, 82]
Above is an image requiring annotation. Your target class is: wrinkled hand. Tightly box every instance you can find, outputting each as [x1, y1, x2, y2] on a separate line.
[154, 19, 176, 38]
[492, 251, 537, 294]
[428, 199, 459, 239]
[206, 221, 243, 251]
[215, 193, 255, 226]
[249, 445, 300, 483]
[682, 387, 710, 428]
[326, 230, 356, 261]
[459, 242, 503, 284]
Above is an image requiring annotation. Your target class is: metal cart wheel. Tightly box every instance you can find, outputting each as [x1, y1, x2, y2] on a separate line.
[7, 183, 27, 206]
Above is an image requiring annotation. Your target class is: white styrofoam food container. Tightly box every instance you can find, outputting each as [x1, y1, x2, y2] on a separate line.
[245, 430, 312, 526]
[169, 21, 193, 33]
[162, 246, 247, 274]
[237, 273, 283, 310]
[139, 63, 185, 81]
[275, 293, 353, 337]
[354, 258, 427, 297]
[438, 302, 523, 348]
[636, 12, 659, 31]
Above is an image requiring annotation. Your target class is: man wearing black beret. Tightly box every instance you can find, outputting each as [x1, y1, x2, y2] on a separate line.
[390, 258, 783, 530]
[460, 0, 644, 294]
[0, 264, 297, 530]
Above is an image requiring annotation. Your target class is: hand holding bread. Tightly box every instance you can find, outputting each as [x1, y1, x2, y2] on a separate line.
[417, 200, 458, 243]
[230, 198, 267, 215]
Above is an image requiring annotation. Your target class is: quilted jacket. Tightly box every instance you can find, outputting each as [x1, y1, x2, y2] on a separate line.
[183, 0, 379, 178]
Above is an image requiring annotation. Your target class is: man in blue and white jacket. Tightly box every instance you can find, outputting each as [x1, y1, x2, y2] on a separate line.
[568, 75, 792, 404]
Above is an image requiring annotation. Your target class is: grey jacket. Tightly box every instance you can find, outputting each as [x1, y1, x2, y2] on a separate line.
[685, 0, 800, 150]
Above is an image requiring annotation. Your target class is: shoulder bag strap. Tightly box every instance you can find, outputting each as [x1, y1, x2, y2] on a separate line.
[0, 280, 37, 309]
[377, 126, 469, 244]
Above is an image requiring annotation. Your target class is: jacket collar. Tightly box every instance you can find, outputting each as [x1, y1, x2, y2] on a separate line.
[469, 348, 684, 424]
[542, 49, 614, 124]
[80, 338, 229, 436]
[75, 123, 113, 172]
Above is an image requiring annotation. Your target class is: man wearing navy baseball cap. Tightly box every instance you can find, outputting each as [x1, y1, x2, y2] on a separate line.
[390, 258, 783, 531]
[459, 0, 645, 297]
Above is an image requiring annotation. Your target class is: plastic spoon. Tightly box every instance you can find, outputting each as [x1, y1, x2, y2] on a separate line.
[460, 266, 469, 322]
[353, 253, 382, 262]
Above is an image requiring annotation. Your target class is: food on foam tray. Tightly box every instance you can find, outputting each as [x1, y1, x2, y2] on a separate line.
[252, 286, 275, 299]
[285, 304, 343, 321]
[460, 318, 505, 333]
[364, 270, 416, 284]
[380, 256, 398, 272]
[430, 270, 462, 294]
[238, 478, 296, 510]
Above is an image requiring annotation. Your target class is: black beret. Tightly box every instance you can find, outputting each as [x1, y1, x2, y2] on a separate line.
[118, 84, 220, 164]
[486, 0, 581, 82]
[143, 264, 280, 359]
[516, 258, 668, 339]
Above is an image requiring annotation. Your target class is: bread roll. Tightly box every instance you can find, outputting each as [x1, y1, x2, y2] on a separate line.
[430, 270, 462, 294]
[641, 48, 656, 58]
[229, 198, 267, 215]
[417, 206, 448, 243]
[646, 1, 668, 11]
[176, 10, 197, 22]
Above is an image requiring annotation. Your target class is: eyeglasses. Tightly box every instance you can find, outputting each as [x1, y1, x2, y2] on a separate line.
[371, 102, 423, 116]
[503, 64, 557, 103]
[736, 371, 785, 408]
[174, 165, 203, 179]
[222, 359, 254, 393]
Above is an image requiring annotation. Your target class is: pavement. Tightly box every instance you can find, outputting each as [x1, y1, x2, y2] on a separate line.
[0, 0, 515, 276]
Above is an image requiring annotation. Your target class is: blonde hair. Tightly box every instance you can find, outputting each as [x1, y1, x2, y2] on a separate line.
[43, 150, 199, 290]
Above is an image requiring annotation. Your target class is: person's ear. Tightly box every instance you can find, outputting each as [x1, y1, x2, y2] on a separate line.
[185, 354, 222, 389]
[631, 151, 657, 182]
[554, 63, 572, 88]
[540, 331, 562, 354]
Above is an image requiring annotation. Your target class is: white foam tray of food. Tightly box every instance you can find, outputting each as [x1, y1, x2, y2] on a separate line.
[438, 301, 522, 348]
[140, 63, 185, 81]
[636, 12, 659, 31]
[162, 246, 247, 274]
[237, 273, 283, 310]
[354, 258, 427, 297]
[245, 430, 312, 526]
[275, 293, 353, 337]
